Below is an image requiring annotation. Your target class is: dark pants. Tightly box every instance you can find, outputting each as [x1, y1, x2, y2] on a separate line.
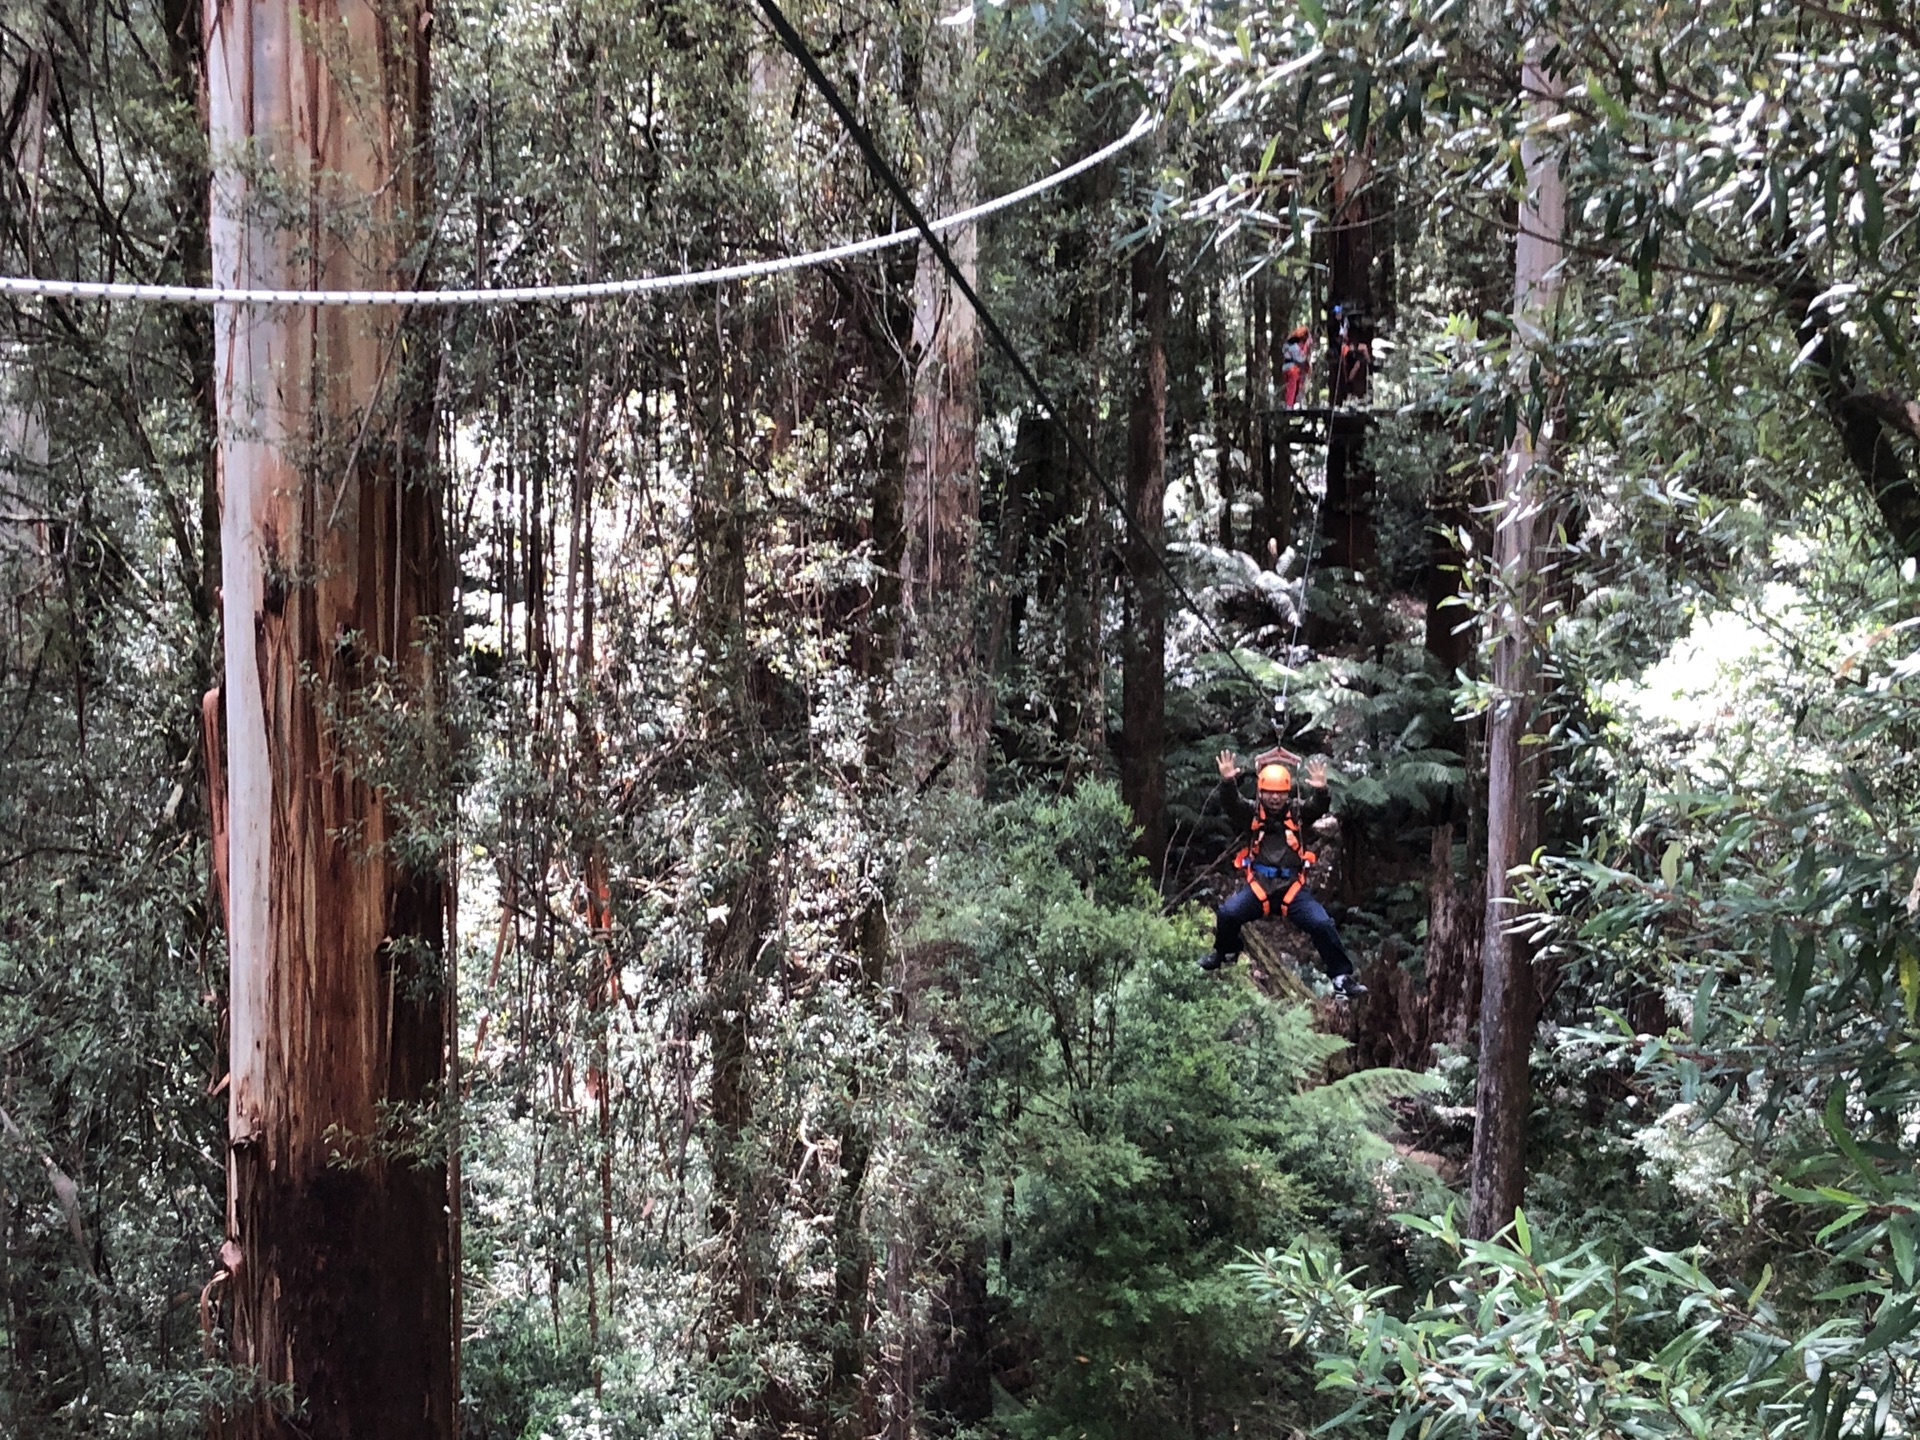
[1214, 881, 1353, 979]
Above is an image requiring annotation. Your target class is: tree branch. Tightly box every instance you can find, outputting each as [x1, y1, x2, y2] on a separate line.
[0, 1105, 93, 1270]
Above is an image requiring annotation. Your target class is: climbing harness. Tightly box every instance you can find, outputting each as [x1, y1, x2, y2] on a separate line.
[1233, 794, 1317, 919]
[0, 116, 1152, 307]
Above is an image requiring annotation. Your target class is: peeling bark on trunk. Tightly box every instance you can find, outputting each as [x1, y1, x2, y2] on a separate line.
[1424, 822, 1484, 1053]
[1121, 242, 1168, 872]
[208, 0, 452, 1433]
[1468, 47, 1564, 1243]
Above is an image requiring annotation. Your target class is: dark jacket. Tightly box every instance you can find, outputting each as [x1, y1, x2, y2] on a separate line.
[1218, 775, 1329, 871]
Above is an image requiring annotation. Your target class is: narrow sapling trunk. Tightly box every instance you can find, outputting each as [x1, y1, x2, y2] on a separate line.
[1060, 282, 1107, 762]
[1248, 273, 1274, 554]
[1121, 241, 1169, 871]
[208, 0, 452, 1432]
[1468, 45, 1565, 1242]
[163, 0, 221, 632]
[1323, 148, 1376, 575]
[0, 360, 47, 653]
[1207, 277, 1234, 549]
[1, 49, 50, 658]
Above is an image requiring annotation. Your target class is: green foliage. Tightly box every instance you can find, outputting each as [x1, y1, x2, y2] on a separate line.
[0, 480, 228, 1433]
[1289, 649, 1463, 818]
[1238, 1207, 1881, 1440]
[919, 781, 1426, 1436]
[37, 0, 1920, 1434]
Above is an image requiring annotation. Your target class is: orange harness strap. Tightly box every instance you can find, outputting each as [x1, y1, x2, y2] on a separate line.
[1276, 872, 1307, 914]
[1245, 870, 1309, 919]
[1237, 807, 1315, 917]
[1246, 872, 1271, 911]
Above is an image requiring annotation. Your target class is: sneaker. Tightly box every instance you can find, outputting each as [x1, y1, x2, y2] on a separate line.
[1198, 950, 1233, 972]
[1331, 972, 1368, 999]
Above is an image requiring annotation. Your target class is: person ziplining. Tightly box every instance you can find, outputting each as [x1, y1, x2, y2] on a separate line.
[1201, 747, 1366, 998]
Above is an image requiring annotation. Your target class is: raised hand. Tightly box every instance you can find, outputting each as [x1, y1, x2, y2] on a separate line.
[1216, 748, 1240, 780]
[1307, 757, 1328, 789]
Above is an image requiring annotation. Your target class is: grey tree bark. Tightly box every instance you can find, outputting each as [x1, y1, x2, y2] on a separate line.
[1, 46, 50, 661]
[1468, 46, 1564, 1242]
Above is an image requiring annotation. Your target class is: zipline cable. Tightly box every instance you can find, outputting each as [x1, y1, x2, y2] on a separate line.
[1276, 446, 1331, 716]
[752, 0, 1290, 726]
[0, 115, 1152, 308]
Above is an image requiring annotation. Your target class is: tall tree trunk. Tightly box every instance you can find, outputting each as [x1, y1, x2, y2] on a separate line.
[1323, 150, 1375, 575]
[163, 0, 220, 635]
[841, 259, 915, 1440]
[1121, 242, 1168, 871]
[0, 355, 46, 661]
[1248, 272, 1278, 557]
[1, 46, 51, 664]
[690, 295, 763, 1375]
[208, 0, 452, 1433]
[1267, 281, 1297, 564]
[1060, 357, 1105, 763]
[1207, 278, 1234, 550]
[1468, 45, 1564, 1242]
[904, 26, 984, 789]
[1054, 158, 1112, 767]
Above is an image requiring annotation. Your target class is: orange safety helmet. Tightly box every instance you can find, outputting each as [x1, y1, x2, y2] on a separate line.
[1256, 762, 1293, 797]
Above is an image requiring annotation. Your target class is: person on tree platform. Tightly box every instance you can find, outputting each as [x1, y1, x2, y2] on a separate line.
[1281, 325, 1312, 408]
[1200, 747, 1367, 997]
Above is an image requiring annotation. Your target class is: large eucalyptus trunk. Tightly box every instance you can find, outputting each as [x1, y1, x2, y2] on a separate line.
[1468, 46, 1564, 1242]
[208, 0, 452, 1432]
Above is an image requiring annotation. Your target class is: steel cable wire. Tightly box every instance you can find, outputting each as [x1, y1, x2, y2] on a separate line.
[0, 116, 1150, 308]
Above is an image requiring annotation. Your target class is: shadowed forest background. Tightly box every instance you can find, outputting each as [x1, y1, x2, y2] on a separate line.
[4, 0, 1920, 1435]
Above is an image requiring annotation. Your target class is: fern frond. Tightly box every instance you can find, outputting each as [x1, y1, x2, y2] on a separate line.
[1305, 1067, 1444, 1128]
[1345, 776, 1392, 809]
